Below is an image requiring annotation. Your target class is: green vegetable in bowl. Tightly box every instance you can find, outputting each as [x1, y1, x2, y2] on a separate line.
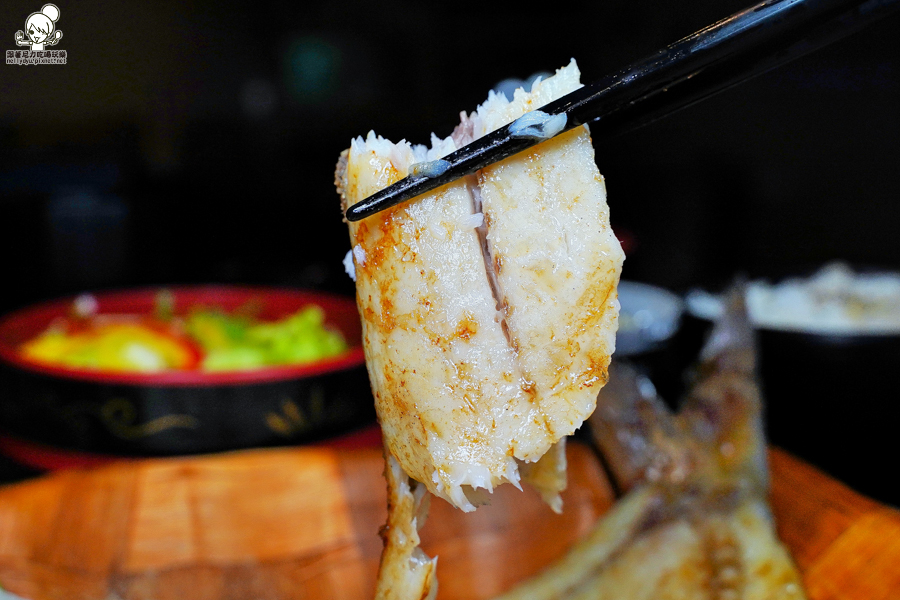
[185, 305, 348, 371]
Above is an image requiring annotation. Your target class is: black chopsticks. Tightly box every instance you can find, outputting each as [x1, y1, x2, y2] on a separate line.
[345, 0, 898, 222]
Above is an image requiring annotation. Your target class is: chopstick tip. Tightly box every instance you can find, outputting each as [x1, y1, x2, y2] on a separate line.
[345, 204, 365, 222]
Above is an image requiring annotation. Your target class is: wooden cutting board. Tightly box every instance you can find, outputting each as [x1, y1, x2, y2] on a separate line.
[0, 441, 896, 600]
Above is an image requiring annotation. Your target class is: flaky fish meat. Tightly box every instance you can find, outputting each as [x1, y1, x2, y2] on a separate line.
[335, 59, 622, 511]
[336, 60, 622, 599]
[493, 286, 806, 600]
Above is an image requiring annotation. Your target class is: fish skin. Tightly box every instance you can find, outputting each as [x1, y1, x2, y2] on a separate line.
[375, 451, 437, 600]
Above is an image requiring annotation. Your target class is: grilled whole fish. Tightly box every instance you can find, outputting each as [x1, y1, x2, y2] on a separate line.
[493, 287, 806, 600]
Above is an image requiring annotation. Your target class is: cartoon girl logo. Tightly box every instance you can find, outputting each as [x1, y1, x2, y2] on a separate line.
[15, 4, 63, 52]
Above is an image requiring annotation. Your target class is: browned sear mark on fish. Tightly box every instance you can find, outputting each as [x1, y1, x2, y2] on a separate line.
[454, 312, 478, 341]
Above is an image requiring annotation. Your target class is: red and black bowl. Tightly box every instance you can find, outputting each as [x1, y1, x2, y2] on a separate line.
[0, 287, 375, 465]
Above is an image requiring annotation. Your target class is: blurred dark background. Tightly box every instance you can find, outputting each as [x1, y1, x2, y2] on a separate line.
[0, 1, 899, 488]
[1, 0, 898, 312]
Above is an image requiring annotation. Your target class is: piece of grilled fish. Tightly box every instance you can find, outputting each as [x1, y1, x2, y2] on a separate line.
[375, 452, 438, 600]
[336, 60, 623, 512]
[493, 287, 806, 600]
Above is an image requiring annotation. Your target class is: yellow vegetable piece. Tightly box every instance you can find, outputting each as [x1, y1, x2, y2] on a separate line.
[21, 322, 195, 372]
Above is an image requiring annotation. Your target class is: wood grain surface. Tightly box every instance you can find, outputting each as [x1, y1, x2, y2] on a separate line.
[0, 442, 896, 600]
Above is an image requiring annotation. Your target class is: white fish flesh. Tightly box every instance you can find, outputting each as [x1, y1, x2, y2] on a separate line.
[336, 59, 623, 513]
[336, 60, 623, 600]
